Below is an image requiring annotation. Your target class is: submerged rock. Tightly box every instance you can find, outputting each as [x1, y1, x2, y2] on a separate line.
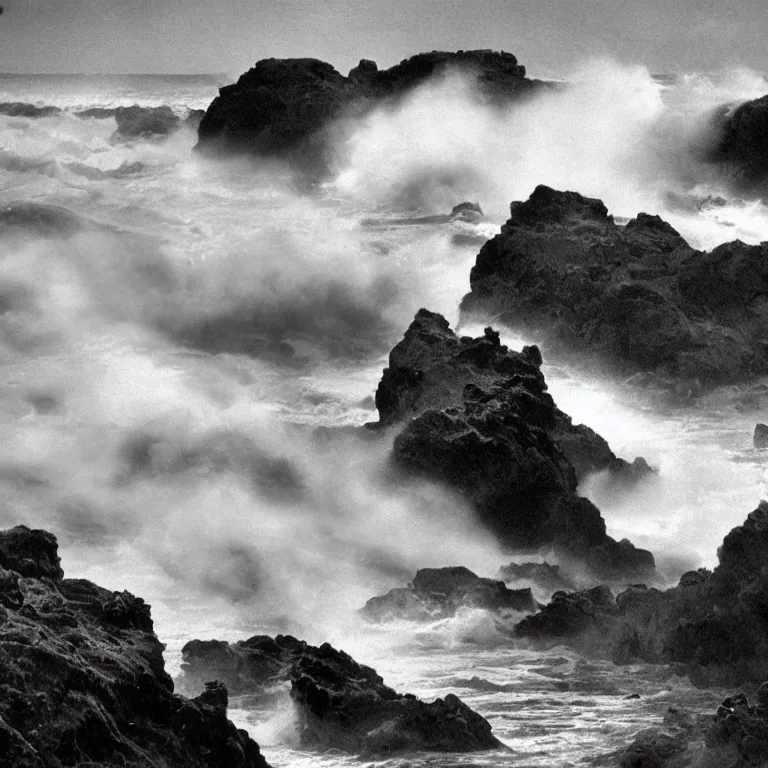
[0, 101, 62, 118]
[374, 309, 654, 580]
[181, 633, 502, 755]
[361, 565, 536, 622]
[0, 524, 269, 768]
[460, 185, 768, 393]
[112, 104, 181, 140]
[196, 50, 542, 171]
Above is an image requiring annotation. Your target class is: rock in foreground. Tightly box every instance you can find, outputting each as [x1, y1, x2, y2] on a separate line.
[181, 634, 502, 755]
[375, 309, 655, 580]
[197, 50, 542, 171]
[361, 565, 536, 622]
[0, 524, 269, 768]
[461, 184, 768, 394]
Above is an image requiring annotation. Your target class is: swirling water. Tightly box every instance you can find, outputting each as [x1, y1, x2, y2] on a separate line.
[1, 65, 768, 766]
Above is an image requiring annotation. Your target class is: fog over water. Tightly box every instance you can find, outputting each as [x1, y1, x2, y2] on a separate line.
[2, 60, 768, 765]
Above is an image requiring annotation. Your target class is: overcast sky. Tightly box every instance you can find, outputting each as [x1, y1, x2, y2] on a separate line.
[0, 0, 766, 78]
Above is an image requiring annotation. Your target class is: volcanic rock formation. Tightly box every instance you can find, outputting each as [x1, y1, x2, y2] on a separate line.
[196, 50, 542, 171]
[373, 308, 654, 580]
[180, 634, 502, 755]
[0, 524, 269, 768]
[516, 501, 768, 687]
[460, 184, 768, 394]
[361, 565, 537, 622]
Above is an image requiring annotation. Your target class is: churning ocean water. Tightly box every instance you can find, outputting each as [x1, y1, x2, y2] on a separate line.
[2, 66, 768, 766]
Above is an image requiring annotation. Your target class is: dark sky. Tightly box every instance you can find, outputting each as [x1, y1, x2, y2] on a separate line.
[0, 0, 766, 77]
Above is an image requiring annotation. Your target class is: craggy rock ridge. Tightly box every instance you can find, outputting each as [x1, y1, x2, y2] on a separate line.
[180, 634, 502, 755]
[460, 184, 768, 395]
[196, 49, 542, 170]
[361, 565, 537, 622]
[374, 309, 654, 580]
[610, 685, 768, 767]
[0, 524, 270, 768]
[516, 501, 768, 687]
[706, 94, 768, 196]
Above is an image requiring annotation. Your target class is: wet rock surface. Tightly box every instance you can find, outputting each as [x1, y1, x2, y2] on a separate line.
[612, 685, 768, 767]
[516, 501, 768, 687]
[705, 93, 768, 196]
[0, 524, 270, 768]
[196, 50, 542, 171]
[460, 184, 768, 394]
[112, 104, 181, 140]
[181, 633, 502, 755]
[361, 565, 536, 622]
[375, 309, 654, 579]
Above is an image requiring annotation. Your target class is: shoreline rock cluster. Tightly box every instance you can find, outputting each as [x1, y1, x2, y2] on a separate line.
[180, 633, 502, 755]
[0, 525, 270, 768]
[460, 184, 768, 396]
[196, 49, 544, 172]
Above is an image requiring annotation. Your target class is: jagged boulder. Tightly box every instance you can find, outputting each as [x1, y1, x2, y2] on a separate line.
[0, 525, 270, 768]
[375, 309, 655, 580]
[361, 565, 536, 622]
[180, 634, 502, 755]
[460, 185, 768, 394]
[196, 50, 542, 171]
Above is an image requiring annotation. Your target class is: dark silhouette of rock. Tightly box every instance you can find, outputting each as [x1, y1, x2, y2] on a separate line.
[450, 201, 484, 222]
[75, 106, 118, 119]
[196, 50, 543, 172]
[0, 101, 61, 118]
[461, 185, 768, 394]
[515, 585, 617, 639]
[705, 94, 768, 196]
[373, 309, 654, 580]
[612, 686, 768, 767]
[512, 501, 768, 687]
[0, 525, 270, 768]
[361, 565, 536, 622]
[112, 104, 180, 140]
[498, 561, 576, 594]
[180, 634, 502, 755]
[754, 423, 768, 448]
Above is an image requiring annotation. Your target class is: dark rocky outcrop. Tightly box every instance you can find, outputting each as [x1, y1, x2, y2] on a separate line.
[196, 50, 542, 171]
[754, 423, 768, 449]
[75, 106, 118, 119]
[373, 309, 654, 580]
[0, 101, 62, 118]
[705, 94, 768, 196]
[0, 524, 270, 768]
[180, 634, 502, 755]
[112, 104, 181, 140]
[460, 185, 768, 394]
[515, 501, 768, 687]
[611, 686, 768, 767]
[497, 561, 576, 595]
[361, 565, 536, 622]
